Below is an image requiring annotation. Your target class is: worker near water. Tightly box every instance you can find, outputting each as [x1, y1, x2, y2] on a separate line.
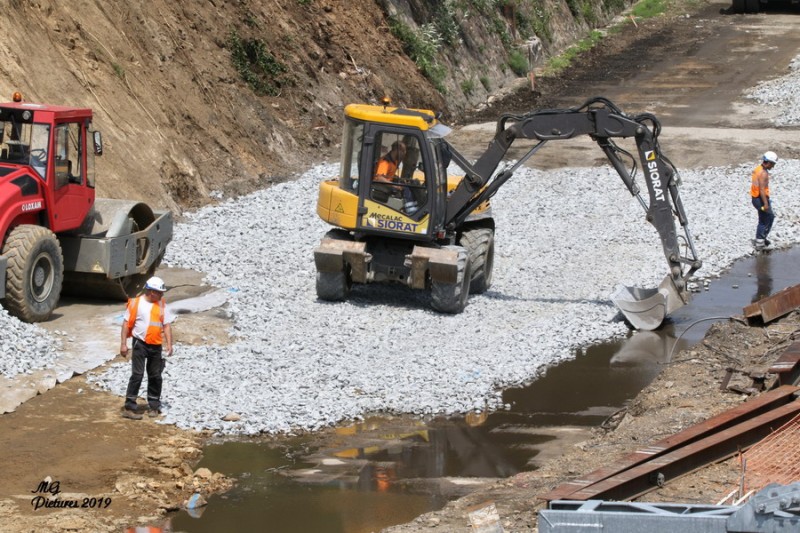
[120, 276, 175, 420]
[750, 151, 778, 250]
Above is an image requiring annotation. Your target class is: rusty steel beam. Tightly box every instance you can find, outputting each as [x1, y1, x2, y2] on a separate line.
[563, 399, 800, 502]
[540, 385, 799, 502]
[743, 284, 800, 323]
[769, 341, 800, 387]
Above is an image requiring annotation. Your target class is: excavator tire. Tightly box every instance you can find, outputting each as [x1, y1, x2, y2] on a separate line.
[745, 0, 759, 12]
[460, 227, 494, 294]
[316, 229, 353, 301]
[2, 225, 64, 322]
[731, 0, 745, 12]
[430, 245, 471, 314]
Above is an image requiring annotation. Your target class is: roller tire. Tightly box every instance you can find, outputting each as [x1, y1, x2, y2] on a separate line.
[731, 0, 745, 12]
[460, 227, 495, 294]
[431, 245, 471, 314]
[2, 225, 64, 322]
[315, 229, 353, 301]
[745, 0, 758, 12]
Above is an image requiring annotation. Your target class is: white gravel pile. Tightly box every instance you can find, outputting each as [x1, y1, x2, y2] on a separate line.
[0, 308, 61, 378]
[87, 156, 800, 435]
[746, 53, 800, 126]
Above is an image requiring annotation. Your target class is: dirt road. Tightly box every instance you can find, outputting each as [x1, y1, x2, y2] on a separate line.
[1, 1, 799, 531]
[452, 1, 800, 169]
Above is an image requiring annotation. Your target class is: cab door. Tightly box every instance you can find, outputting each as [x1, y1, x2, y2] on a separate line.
[50, 121, 93, 232]
[357, 127, 432, 239]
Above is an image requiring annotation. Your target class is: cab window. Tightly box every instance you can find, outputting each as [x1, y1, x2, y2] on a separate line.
[370, 132, 428, 217]
[54, 123, 82, 189]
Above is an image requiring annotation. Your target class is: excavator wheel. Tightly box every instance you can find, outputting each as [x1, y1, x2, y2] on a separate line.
[2, 225, 64, 322]
[731, 0, 745, 12]
[460, 227, 494, 294]
[744, 0, 759, 12]
[316, 229, 353, 302]
[430, 245, 471, 314]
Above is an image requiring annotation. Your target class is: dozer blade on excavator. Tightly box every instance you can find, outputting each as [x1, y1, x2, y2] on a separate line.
[610, 275, 687, 331]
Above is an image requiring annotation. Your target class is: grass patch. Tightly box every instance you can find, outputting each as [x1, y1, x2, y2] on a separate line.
[228, 30, 288, 96]
[507, 49, 529, 76]
[631, 0, 668, 18]
[388, 17, 447, 92]
[544, 30, 604, 75]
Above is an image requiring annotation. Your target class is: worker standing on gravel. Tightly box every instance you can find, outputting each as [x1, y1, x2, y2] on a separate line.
[119, 276, 175, 420]
[750, 151, 778, 250]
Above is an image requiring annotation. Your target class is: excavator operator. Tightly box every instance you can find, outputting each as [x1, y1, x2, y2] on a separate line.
[374, 140, 406, 183]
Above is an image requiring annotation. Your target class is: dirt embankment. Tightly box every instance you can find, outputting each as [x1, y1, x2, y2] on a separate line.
[0, 0, 609, 215]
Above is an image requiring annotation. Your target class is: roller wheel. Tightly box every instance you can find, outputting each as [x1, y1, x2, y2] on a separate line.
[316, 229, 352, 301]
[731, 0, 745, 12]
[62, 204, 162, 301]
[745, 0, 759, 12]
[431, 245, 471, 314]
[460, 227, 495, 294]
[2, 225, 64, 322]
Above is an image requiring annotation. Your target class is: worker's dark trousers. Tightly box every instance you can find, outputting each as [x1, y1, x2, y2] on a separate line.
[124, 338, 164, 411]
[752, 197, 775, 240]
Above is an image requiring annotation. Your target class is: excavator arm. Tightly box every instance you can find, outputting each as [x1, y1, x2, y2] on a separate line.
[444, 97, 702, 329]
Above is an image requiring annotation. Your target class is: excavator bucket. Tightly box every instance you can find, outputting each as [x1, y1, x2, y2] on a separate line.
[610, 275, 687, 331]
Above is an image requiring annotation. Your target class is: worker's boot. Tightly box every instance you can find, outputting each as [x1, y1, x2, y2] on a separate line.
[754, 239, 765, 250]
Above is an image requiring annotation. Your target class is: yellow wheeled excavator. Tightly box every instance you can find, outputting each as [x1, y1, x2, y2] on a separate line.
[314, 96, 702, 330]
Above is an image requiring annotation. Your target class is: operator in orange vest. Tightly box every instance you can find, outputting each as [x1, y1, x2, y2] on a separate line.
[120, 276, 175, 420]
[750, 151, 778, 250]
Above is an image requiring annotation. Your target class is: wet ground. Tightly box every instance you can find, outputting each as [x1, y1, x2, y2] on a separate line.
[169, 246, 800, 533]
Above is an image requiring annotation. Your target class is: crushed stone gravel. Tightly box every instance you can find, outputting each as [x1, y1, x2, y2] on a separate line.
[4, 51, 800, 433]
[86, 154, 800, 435]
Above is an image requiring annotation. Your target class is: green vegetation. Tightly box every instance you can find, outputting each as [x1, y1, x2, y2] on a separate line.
[433, 0, 461, 46]
[479, 75, 491, 91]
[545, 30, 604, 74]
[228, 30, 288, 96]
[507, 49, 529, 76]
[604, 0, 627, 12]
[631, 0, 668, 18]
[461, 78, 475, 95]
[112, 63, 125, 78]
[388, 17, 447, 92]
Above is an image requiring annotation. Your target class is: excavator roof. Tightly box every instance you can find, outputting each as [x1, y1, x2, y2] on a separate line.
[344, 103, 438, 131]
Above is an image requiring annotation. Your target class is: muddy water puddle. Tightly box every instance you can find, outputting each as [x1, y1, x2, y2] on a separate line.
[171, 247, 800, 532]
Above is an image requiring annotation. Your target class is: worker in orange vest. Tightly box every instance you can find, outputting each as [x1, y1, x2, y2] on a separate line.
[120, 276, 175, 420]
[751, 151, 778, 250]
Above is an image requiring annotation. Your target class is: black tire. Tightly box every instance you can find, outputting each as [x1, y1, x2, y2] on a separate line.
[315, 229, 353, 301]
[2, 225, 64, 322]
[460, 227, 495, 294]
[731, 0, 745, 12]
[745, 0, 759, 12]
[316, 270, 351, 301]
[431, 245, 471, 314]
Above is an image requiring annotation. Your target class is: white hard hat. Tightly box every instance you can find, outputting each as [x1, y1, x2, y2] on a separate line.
[763, 151, 778, 164]
[144, 276, 166, 292]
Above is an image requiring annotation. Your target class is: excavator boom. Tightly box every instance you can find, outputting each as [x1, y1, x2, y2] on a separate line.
[441, 97, 702, 328]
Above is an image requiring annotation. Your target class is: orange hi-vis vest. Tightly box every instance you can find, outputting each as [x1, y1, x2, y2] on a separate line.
[750, 164, 770, 198]
[125, 295, 166, 345]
